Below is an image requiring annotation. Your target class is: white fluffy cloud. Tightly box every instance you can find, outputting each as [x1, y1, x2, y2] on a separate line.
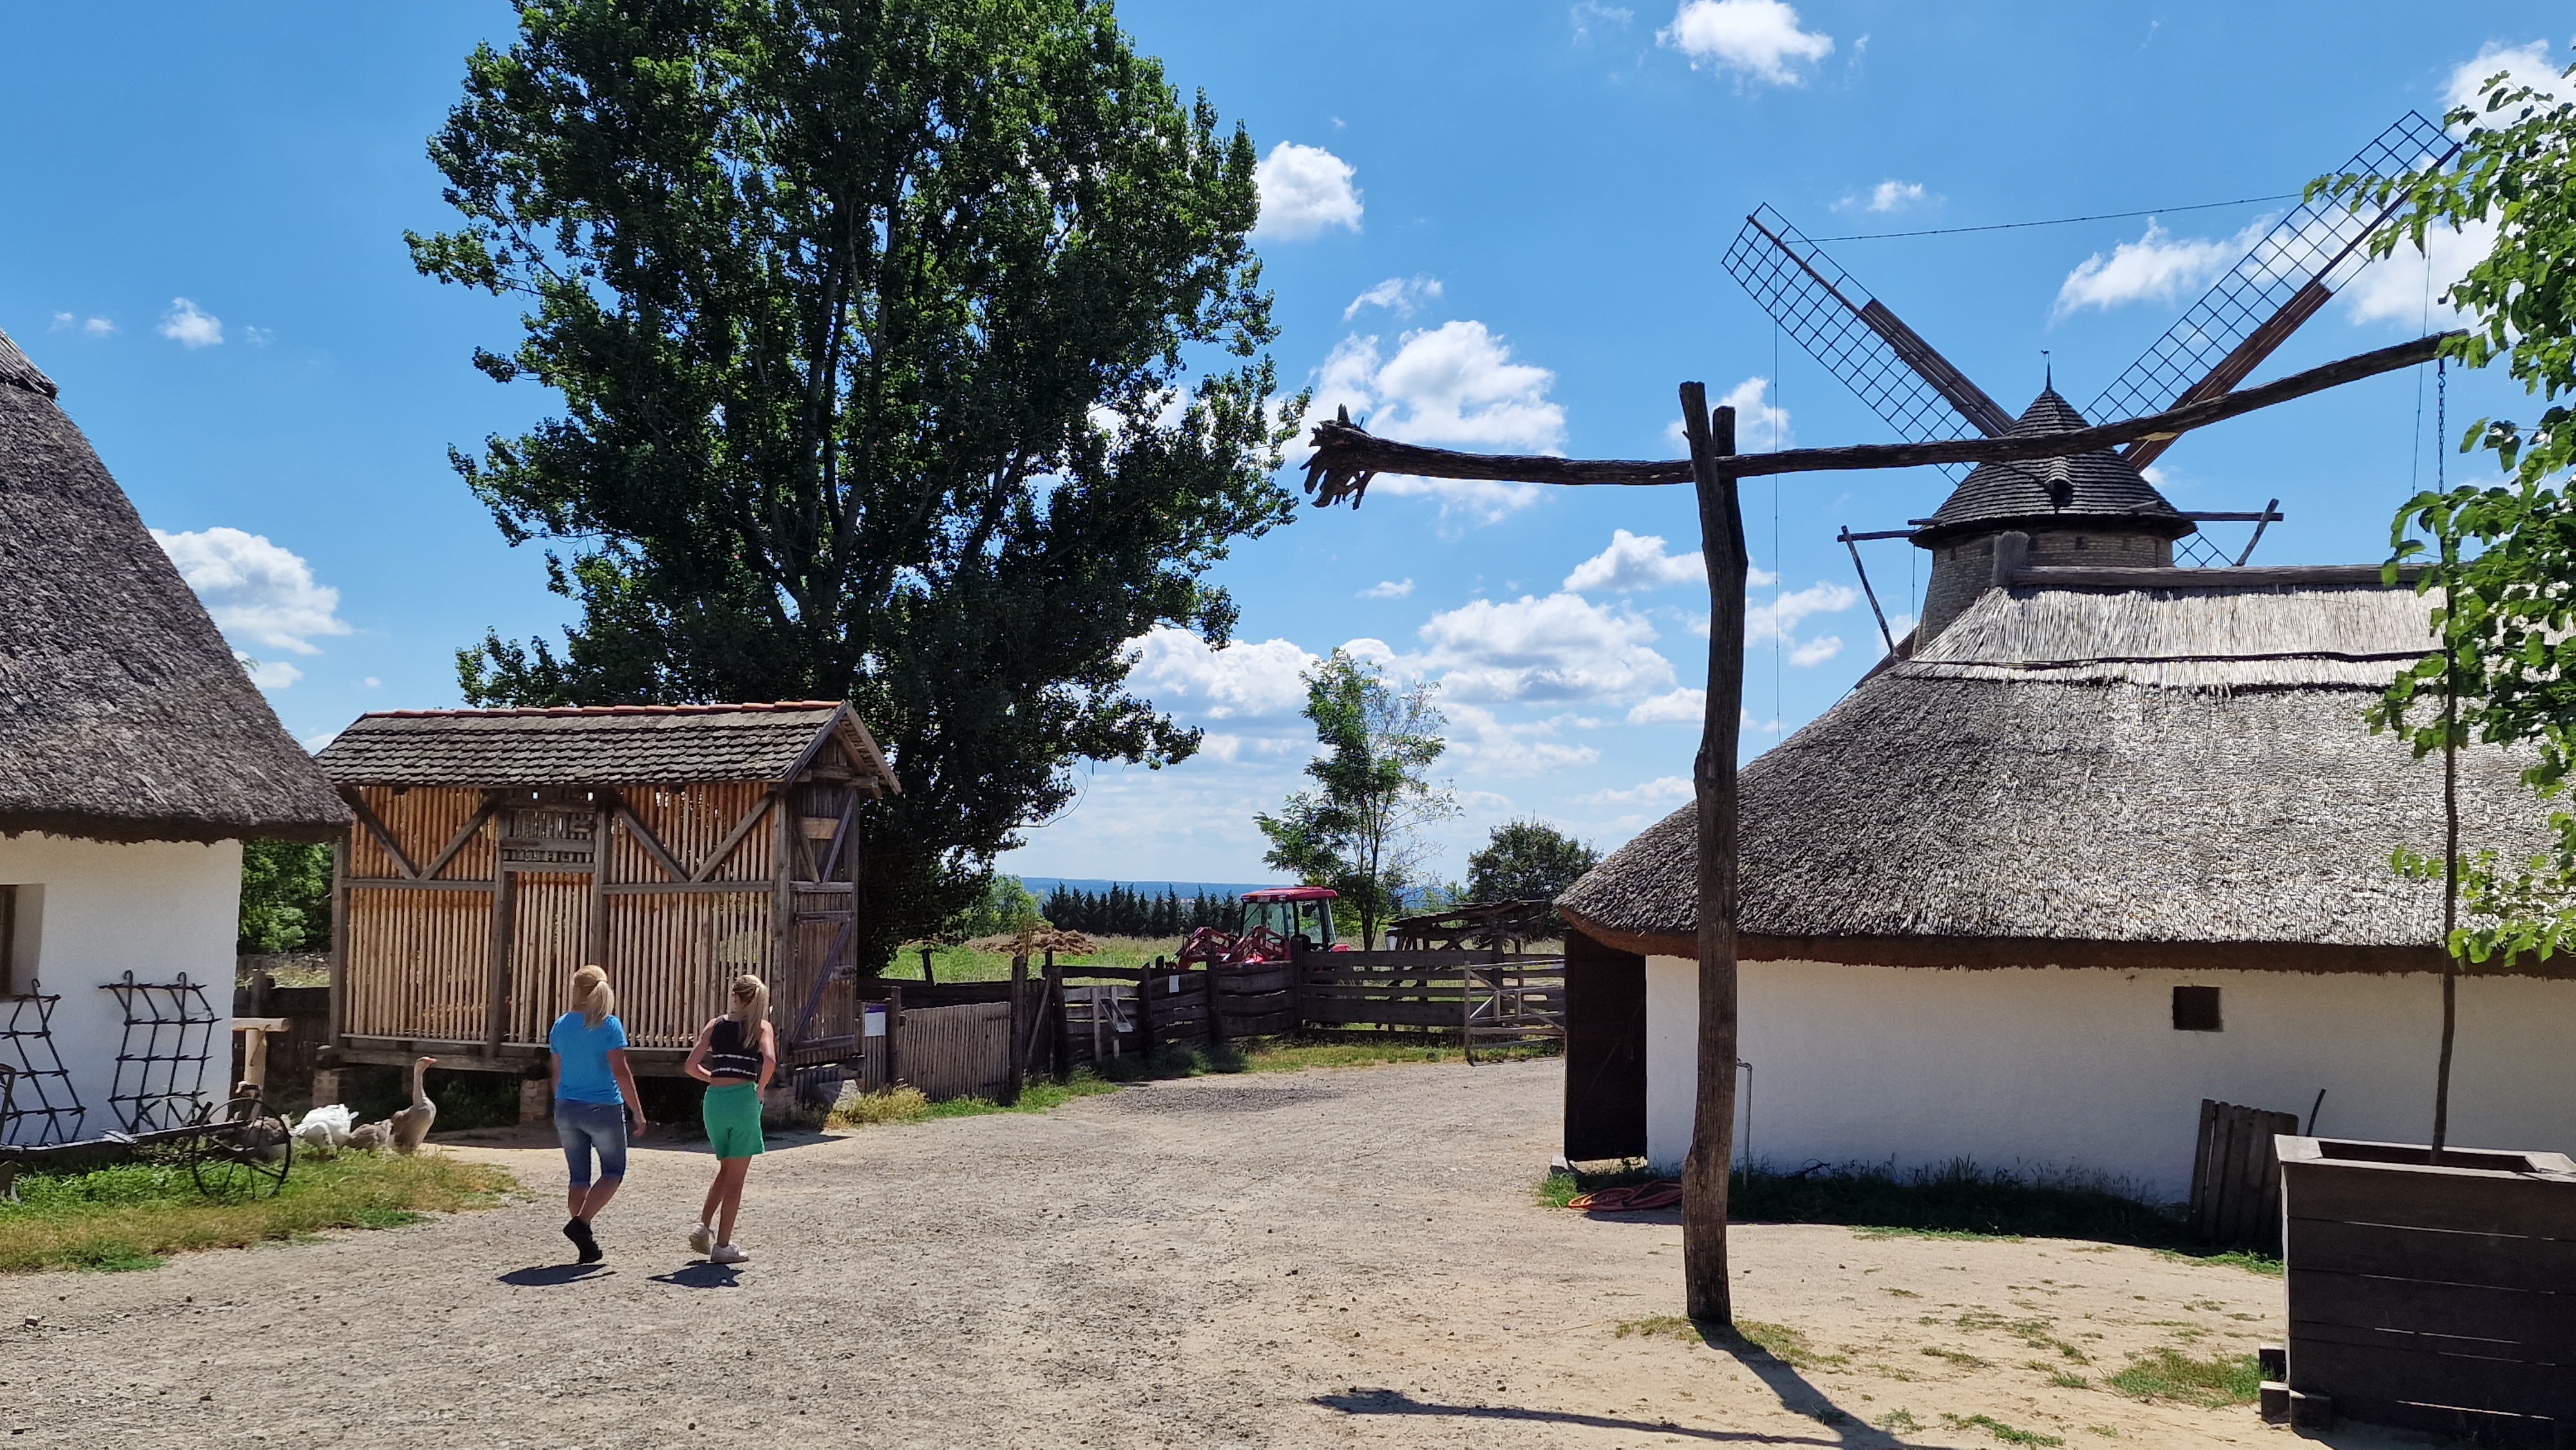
[1415, 592, 1674, 703]
[2342, 217, 2499, 327]
[1565, 529, 1704, 592]
[1344, 275, 1443, 321]
[1254, 142, 1362, 241]
[1747, 579, 1858, 649]
[50, 312, 113, 336]
[1443, 702, 1602, 777]
[2052, 218, 2271, 317]
[1307, 321, 1566, 523]
[1625, 687, 1705, 724]
[157, 297, 223, 348]
[153, 527, 350, 659]
[2446, 40, 2565, 120]
[1573, 775, 1693, 809]
[1571, 2, 1634, 42]
[1658, 0, 1834, 86]
[1358, 578, 1416, 599]
[1861, 180, 1926, 213]
[1662, 375, 1790, 455]
[1124, 627, 1316, 720]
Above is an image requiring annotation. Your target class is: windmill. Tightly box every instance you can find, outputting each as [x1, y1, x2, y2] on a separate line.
[1721, 111, 2455, 650]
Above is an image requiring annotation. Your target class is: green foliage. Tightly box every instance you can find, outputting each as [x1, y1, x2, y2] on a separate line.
[410, 1, 1300, 973]
[1039, 882, 1240, 936]
[2320, 52, 2576, 966]
[1728, 1159, 2200, 1249]
[238, 839, 332, 954]
[941, 874, 1044, 942]
[1938, 1413, 2062, 1447]
[1256, 650, 1458, 944]
[1465, 818, 1600, 903]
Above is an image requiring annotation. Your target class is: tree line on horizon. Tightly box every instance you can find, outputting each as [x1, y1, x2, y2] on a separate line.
[1039, 882, 1244, 938]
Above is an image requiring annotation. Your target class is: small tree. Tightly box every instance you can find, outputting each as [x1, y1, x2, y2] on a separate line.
[1257, 650, 1458, 944]
[1465, 819, 1600, 904]
[239, 840, 332, 954]
[2325, 51, 2576, 1147]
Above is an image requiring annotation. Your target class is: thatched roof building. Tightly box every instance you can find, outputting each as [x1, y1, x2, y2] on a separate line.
[0, 326, 344, 844]
[1558, 575, 2542, 974]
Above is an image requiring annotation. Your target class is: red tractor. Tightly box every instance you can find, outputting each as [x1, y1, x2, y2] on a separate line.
[1175, 886, 1348, 967]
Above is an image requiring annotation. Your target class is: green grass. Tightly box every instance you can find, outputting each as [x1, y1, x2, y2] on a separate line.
[2154, 1248, 2284, 1276]
[1732, 1159, 2194, 1248]
[1610, 1315, 1845, 1371]
[1940, 1412, 2063, 1447]
[2104, 1348, 2264, 1408]
[0, 1153, 514, 1273]
[826, 1071, 1122, 1130]
[882, 935, 1182, 984]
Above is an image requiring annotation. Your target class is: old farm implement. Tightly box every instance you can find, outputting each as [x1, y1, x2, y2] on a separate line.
[1175, 885, 1350, 966]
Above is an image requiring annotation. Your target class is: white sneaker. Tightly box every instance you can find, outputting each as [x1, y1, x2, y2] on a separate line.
[709, 1243, 748, 1265]
[688, 1224, 712, 1257]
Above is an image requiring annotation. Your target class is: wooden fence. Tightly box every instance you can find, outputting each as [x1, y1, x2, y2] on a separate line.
[857, 999, 1014, 1103]
[2188, 1097, 2300, 1251]
[231, 979, 330, 1098]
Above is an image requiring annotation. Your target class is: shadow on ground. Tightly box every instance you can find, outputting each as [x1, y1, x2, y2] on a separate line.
[497, 1264, 611, 1286]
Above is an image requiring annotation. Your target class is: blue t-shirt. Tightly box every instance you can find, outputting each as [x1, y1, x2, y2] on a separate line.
[549, 1012, 628, 1104]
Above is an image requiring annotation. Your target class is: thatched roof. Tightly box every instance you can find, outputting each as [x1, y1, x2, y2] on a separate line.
[314, 702, 897, 793]
[1557, 578, 2551, 974]
[0, 327, 348, 845]
[1915, 390, 2193, 546]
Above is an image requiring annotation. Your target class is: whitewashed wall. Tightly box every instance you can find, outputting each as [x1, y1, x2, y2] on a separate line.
[0, 833, 240, 1140]
[1643, 955, 2576, 1202]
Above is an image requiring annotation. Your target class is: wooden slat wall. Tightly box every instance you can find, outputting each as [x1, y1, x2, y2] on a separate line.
[611, 783, 773, 881]
[605, 891, 772, 1048]
[346, 786, 493, 880]
[509, 874, 593, 1044]
[2188, 1099, 2298, 1251]
[345, 885, 491, 1040]
[891, 1002, 1013, 1102]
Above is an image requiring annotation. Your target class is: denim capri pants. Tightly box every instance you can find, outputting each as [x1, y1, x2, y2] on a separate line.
[554, 1099, 629, 1187]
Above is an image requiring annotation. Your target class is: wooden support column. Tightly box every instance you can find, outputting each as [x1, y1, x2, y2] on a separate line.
[586, 798, 612, 967]
[1007, 954, 1027, 1105]
[1681, 389, 1747, 1326]
[886, 983, 904, 1088]
[770, 784, 793, 1041]
[484, 867, 518, 1060]
[1136, 957, 1157, 1056]
[1045, 952, 1068, 1084]
[327, 831, 350, 1049]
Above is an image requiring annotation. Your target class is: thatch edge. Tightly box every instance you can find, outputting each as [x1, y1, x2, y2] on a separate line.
[0, 809, 343, 848]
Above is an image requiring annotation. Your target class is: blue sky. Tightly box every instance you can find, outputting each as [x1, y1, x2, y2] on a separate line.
[0, 3, 2565, 884]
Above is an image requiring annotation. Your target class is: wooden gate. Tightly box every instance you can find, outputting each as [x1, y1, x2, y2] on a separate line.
[2190, 1098, 2300, 1251]
[861, 1000, 1012, 1102]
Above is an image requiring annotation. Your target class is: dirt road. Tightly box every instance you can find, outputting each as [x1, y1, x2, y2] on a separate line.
[0, 1060, 2373, 1447]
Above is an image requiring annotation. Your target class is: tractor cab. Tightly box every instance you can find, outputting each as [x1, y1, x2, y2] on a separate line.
[1242, 886, 1339, 952]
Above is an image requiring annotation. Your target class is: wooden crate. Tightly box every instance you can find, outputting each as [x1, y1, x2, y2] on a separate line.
[2280, 1135, 2576, 1440]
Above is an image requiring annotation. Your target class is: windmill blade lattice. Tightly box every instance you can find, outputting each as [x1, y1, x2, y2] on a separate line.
[2088, 111, 2451, 446]
[1724, 207, 2013, 472]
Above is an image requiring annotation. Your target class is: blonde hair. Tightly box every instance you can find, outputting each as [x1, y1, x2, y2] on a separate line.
[571, 965, 615, 1030]
[728, 974, 770, 1044]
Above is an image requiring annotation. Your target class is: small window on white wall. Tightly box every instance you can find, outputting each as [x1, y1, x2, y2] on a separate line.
[2172, 984, 2222, 1032]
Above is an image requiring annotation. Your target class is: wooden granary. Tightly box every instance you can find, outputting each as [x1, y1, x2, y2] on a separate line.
[312, 702, 896, 1077]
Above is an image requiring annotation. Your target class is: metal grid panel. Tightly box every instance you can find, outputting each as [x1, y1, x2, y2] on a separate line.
[1723, 205, 1975, 476]
[102, 972, 218, 1133]
[0, 984, 84, 1145]
[2089, 111, 2450, 424]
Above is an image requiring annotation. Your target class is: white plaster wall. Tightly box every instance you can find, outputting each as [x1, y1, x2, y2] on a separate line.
[1642, 954, 2576, 1202]
[0, 833, 240, 1140]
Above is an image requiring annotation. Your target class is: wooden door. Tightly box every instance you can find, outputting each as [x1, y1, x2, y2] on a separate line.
[779, 781, 858, 1060]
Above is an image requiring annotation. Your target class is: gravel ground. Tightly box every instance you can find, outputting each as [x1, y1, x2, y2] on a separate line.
[0, 1060, 2412, 1448]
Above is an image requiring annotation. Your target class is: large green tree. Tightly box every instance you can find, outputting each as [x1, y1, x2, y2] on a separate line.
[410, 0, 1299, 970]
[1465, 819, 1599, 905]
[1257, 650, 1457, 945]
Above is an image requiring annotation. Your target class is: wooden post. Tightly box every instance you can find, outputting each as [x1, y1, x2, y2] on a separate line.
[771, 785, 794, 1052]
[1007, 953, 1027, 1104]
[1045, 952, 1068, 1084]
[586, 798, 612, 966]
[484, 867, 517, 1060]
[1135, 956, 1157, 1057]
[919, 945, 936, 984]
[1680, 388, 1746, 1326]
[1204, 965, 1227, 1051]
[326, 833, 349, 1050]
[886, 983, 904, 1088]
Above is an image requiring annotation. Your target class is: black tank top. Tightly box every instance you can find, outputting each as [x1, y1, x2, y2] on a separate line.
[705, 1017, 764, 1082]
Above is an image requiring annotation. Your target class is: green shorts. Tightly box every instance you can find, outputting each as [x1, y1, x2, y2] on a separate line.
[702, 1082, 765, 1159]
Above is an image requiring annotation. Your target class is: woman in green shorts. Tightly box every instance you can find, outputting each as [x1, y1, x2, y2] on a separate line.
[682, 974, 775, 1265]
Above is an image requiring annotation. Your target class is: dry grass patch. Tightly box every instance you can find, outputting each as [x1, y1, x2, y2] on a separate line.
[0, 1153, 513, 1273]
[2104, 1347, 2262, 1407]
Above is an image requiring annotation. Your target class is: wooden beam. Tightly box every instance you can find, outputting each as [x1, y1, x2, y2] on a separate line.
[692, 788, 779, 883]
[586, 798, 611, 967]
[1680, 389, 1746, 1326]
[1299, 332, 2460, 503]
[598, 881, 773, 897]
[421, 795, 501, 881]
[341, 790, 420, 880]
[484, 868, 516, 1059]
[344, 877, 495, 892]
[611, 800, 688, 883]
[327, 833, 349, 1050]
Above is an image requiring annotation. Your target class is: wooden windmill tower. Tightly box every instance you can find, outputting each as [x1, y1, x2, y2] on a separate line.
[1722, 111, 2453, 650]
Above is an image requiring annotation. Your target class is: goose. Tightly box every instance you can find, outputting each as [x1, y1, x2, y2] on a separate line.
[346, 1120, 392, 1153]
[388, 1056, 438, 1154]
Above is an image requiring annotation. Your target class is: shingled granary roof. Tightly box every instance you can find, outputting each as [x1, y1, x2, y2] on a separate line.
[314, 702, 898, 793]
[1913, 388, 2195, 547]
[0, 326, 348, 845]
[1557, 578, 2550, 974]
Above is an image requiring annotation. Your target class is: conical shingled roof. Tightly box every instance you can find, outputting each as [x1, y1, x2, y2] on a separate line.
[1913, 388, 2193, 546]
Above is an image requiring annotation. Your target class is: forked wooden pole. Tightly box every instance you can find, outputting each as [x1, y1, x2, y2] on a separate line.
[1679, 388, 1746, 1324]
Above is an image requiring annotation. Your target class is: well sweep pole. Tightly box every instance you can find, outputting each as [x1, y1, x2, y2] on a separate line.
[1680, 388, 1746, 1324]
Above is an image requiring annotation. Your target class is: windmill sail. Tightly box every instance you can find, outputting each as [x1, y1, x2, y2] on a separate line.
[1724, 205, 2014, 446]
[2088, 111, 2454, 469]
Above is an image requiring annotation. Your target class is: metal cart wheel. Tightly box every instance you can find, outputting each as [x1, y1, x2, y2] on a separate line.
[184, 1094, 294, 1200]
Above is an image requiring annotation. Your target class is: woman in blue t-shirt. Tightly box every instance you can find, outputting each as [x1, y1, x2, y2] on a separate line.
[549, 965, 647, 1263]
